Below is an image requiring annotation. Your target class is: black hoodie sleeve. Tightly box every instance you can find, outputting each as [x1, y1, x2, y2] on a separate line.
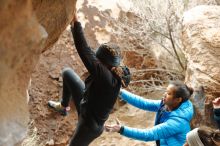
[71, 22, 117, 85]
[71, 21, 97, 73]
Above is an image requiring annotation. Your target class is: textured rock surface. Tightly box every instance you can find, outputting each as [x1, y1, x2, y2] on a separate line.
[216, 0, 220, 4]
[182, 5, 220, 127]
[0, 0, 76, 145]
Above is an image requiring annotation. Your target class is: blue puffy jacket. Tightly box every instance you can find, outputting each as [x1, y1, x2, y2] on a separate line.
[119, 89, 194, 146]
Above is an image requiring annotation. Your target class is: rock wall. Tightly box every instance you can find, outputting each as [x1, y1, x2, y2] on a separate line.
[182, 5, 220, 127]
[0, 0, 76, 145]
[216, 0, 220, 4]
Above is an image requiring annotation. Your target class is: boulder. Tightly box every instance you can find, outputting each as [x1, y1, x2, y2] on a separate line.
[182, 5, 220, 127]
[0, 0, 76, 145]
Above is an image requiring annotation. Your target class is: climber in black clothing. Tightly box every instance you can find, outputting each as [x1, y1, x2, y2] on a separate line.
[48, 11, 131, 146]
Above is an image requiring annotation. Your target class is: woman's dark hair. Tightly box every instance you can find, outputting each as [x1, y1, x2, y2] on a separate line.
[170, 81, 194, 102]
[198, 126, 220, 146]
[111, 66, 131, 88]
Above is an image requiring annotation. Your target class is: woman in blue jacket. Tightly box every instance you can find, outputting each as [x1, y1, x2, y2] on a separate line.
[105, 81, 194, 146]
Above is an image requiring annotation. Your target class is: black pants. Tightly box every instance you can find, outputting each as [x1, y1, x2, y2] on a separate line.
[61, 68, 103, 146]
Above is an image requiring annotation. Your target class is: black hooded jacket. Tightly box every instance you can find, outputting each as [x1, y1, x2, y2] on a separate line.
[71, 22, 121, 125]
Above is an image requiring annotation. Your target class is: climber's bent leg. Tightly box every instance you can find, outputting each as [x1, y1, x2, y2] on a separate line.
[61, 67, 85, 115]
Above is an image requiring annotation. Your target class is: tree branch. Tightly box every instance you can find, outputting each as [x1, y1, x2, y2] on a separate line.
[166, 17, 185, 71]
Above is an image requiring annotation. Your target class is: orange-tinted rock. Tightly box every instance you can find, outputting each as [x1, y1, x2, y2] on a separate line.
[123, 51, 144, 70]
[0, 0, 76, 145]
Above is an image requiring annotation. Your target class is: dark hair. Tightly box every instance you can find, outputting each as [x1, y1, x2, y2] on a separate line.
[111, 66, 131, 88]
[96, 43, 121, 67]
[198, 126, 220, 146]
[170, 81, 194, 102]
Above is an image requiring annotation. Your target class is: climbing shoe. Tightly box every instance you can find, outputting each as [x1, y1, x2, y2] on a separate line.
[48, 100, 70, 116]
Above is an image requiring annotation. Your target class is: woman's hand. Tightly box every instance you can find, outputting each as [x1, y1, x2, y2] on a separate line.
[213, 97, 220, 109]
[105, 119, 122, 133]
